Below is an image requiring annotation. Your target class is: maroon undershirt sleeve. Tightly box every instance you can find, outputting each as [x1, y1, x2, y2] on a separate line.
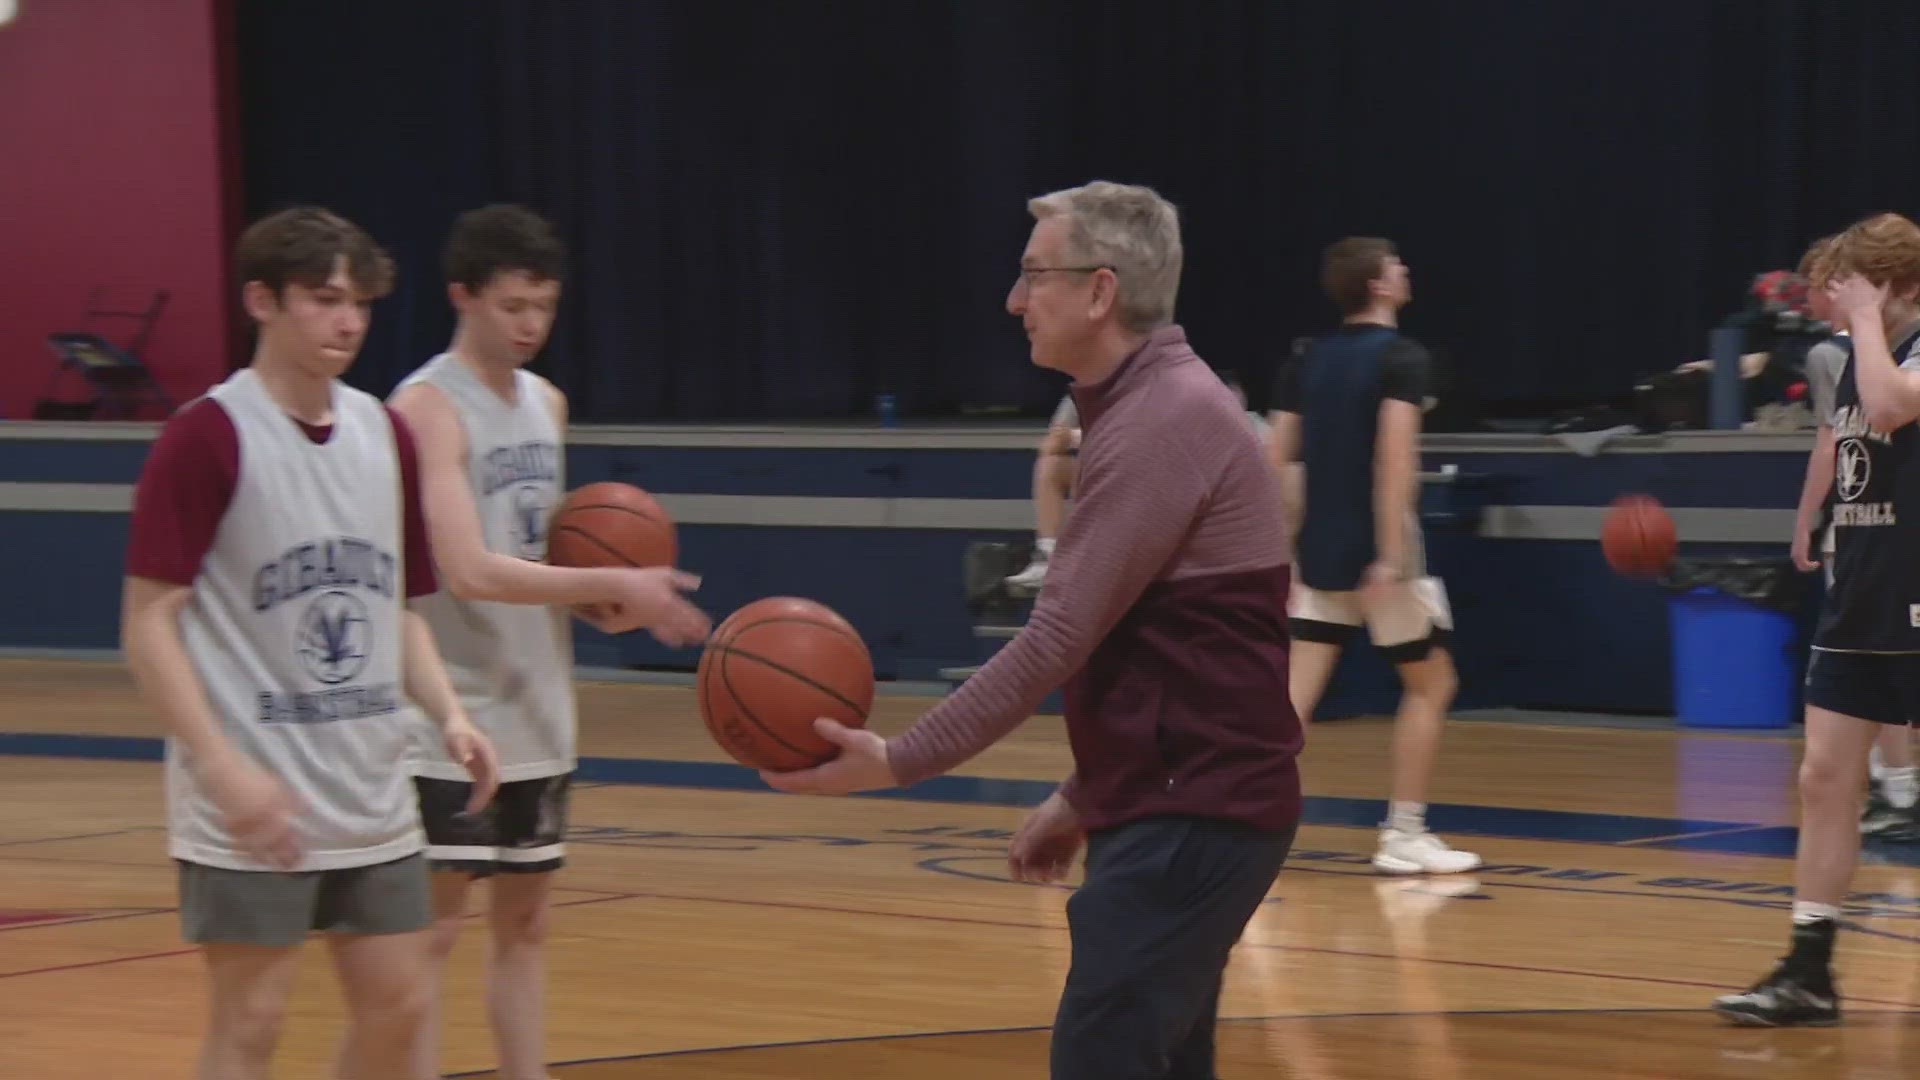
[124, 397, 439, 600]
[125, 399, 238, 587]
[386, 406, 438, 600]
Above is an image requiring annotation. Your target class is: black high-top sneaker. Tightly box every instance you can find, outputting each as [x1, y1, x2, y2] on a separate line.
[1859, 785, 1919, 840]
[1712, 919, 1841, 1027]
[1861, 784, 1894, 830]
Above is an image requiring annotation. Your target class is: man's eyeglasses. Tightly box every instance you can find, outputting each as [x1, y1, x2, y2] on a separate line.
[1016, 265, 1113, 289]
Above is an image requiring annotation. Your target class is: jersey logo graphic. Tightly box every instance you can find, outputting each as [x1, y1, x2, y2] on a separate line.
[510, 483, 553, 560]
[298, 589, 371, 685]
[252, 536, 397, 612]
[1836, 439, 1871, 502]
[481, 441, 561, 497]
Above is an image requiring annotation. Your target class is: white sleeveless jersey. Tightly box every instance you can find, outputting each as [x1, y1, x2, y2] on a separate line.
[395, 354, 575, 781]
[166, 368, 424, 872]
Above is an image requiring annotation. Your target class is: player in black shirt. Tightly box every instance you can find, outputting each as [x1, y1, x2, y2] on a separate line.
[1715, 212, 1920, 1027]
[1792, 236, 1920, 840]
[1267, 237, 1479, 876]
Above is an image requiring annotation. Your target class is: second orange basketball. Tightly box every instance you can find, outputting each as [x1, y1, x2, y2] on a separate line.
[547, 481, 677, 569]
[697, 597, 875, 772]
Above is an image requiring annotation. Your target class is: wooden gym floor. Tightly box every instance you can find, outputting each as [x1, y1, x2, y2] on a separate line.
[2, 657, 1918, 1077]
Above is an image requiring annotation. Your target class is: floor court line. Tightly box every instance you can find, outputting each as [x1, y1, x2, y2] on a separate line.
[7, 732, 1882, 864]
[0, 945, 199, 982]
[440, 1006, 1920, 1077]
[0, 890, 646, 982]
[0, 826, 160, 848]
[0, 839, 1872, 930]
[17, 837, 1920, 957]
[1295, 866, 1920, 937]
[20, 880, 1874, 1005]
[0, 881, 633, 937]
[10, 822, 1918, 932]
[0, 851, 192, 870]
[913, 852, 1920, 927]
[1615, 825, 1773, 847]
[548, 887, 1920, 1010]
[0, 907, 171, 935]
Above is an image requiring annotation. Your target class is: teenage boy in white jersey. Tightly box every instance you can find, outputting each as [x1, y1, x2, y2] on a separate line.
[391, 204, 711, 1080]
[122, 206, 501, 1080]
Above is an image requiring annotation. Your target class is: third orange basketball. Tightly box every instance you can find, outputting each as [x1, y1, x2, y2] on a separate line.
[696, 596, 875, 772]
[1601, 493, 1676, 579]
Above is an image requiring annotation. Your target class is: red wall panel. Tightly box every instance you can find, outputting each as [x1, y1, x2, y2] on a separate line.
[0, 0, 237, 419]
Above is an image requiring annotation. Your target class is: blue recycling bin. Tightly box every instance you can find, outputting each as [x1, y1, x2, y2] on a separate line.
[1668, 586, 1798, 730]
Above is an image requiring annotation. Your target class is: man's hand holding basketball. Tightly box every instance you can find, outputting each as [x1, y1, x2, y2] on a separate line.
[758, 719, 896, 794]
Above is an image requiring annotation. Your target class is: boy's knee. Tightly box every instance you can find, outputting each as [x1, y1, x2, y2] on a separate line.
[491, 894, 551, 948]
[1398, 648, 1457, 701]
[214, 983, 291, 1056]
[1801, 750, 1866, 804]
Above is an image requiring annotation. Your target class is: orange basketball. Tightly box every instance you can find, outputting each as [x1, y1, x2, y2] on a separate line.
[696, 597, 875, 772]
[1601, 493, 1676, 578]
[547, 482, 677, 569]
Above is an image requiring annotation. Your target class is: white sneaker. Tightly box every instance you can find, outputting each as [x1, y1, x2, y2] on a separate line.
[1372, 828, 1483, 875]
[1004, 558, 1049, 590]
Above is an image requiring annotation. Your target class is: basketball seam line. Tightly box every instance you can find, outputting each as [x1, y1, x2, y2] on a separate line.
[702, 645, 806, 757]
[711, 649, 824, 764]
[728, 615, 865, 650]
[561, 502, 664, 522]
[548, 525, 639, 568]
[713, 643, 869, 717]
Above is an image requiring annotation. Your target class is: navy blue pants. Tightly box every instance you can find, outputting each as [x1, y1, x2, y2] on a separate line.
[1050, 815, 1294, 1080]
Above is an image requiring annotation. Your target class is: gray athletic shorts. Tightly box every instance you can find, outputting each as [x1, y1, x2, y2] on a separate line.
[177, 853, 432, 948]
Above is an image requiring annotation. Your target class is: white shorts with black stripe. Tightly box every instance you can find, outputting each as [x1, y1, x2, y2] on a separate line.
[1288, 576, 1454, 663]
[1822, 521, 1835, 590]
[415, 772, 571, 876]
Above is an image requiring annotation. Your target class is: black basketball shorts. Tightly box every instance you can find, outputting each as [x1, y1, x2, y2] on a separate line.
[415, 772, 572, 876]
[1804, 650, 1920, 728]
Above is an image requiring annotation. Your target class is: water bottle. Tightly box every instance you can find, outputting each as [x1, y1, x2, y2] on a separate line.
[876, 393, 897, 428]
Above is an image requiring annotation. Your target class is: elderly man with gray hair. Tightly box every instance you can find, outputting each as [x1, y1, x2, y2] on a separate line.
[764, 180, 1303, 1079]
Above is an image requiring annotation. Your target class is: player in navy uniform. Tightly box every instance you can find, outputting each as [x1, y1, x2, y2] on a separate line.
[1791, 235, 1920, 841]
[1715, 212, 1920, 1026]
[1267, 237, 1479, 875]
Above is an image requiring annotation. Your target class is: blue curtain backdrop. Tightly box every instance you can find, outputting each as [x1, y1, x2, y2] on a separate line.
[235, 0, 1920, 424]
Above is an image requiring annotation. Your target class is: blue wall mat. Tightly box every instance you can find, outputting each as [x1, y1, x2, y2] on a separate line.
[8, 511, 131, 649]
[0, 428, 1820, 719]
[582, 446, 1039, 500]
[1421, 450, 1806, 509]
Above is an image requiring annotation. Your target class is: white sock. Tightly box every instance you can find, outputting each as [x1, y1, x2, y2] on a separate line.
[1870, 745, 1888, 781]
[1035, 537, 1056, 558]
[1387, 801, 1426, 835]
[1792, 901, 1841, 925]
[1886, 766, 1919, 809]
